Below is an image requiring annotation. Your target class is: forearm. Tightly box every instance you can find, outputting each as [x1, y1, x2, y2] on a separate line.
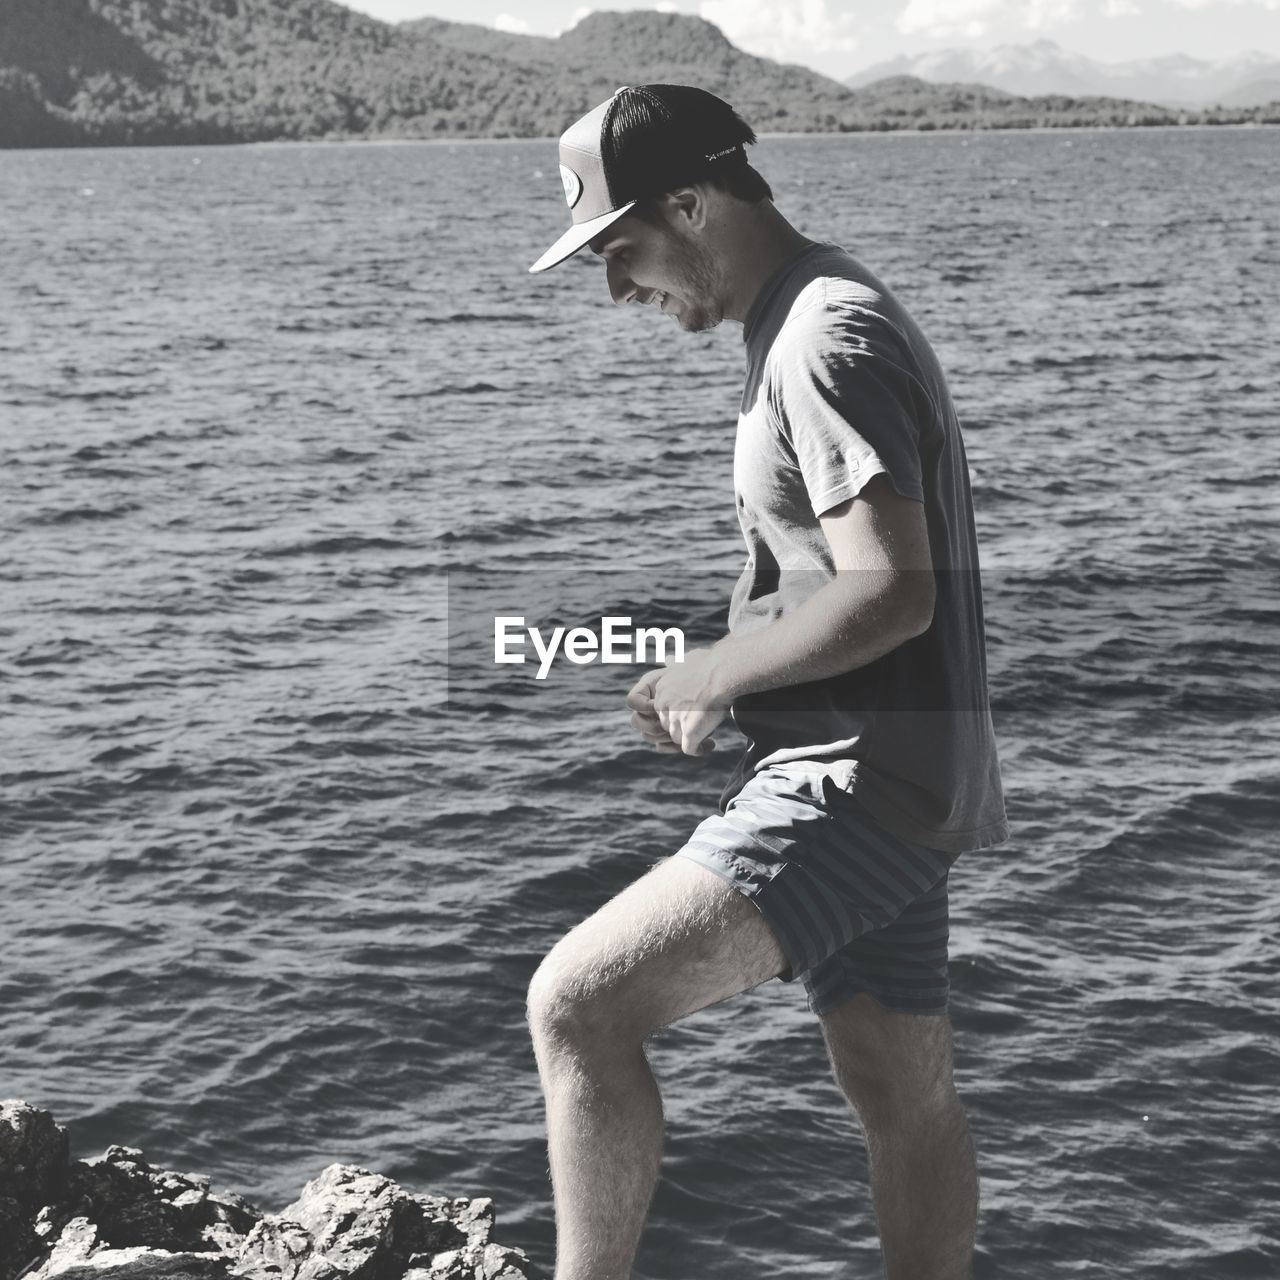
[708, 569, 934, 703]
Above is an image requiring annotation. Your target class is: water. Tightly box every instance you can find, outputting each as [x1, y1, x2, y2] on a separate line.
[2, 128, 1278, 1279]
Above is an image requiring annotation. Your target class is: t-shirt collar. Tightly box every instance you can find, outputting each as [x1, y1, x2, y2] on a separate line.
[742, 240, 829, 346]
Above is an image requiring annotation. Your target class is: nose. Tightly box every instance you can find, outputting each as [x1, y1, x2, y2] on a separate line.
[605, 257, 637, 306]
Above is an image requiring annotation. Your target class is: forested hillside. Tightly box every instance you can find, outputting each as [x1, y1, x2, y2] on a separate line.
[1, 0, 1276, 147]
[0, 0, 559, 144]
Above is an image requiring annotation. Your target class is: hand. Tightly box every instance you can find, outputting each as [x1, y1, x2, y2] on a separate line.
[625, 648, 730, 757]
[626, 672, 686, 754]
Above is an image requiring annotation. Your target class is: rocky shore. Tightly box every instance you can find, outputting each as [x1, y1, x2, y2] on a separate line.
[0, 1102, 532, 1280]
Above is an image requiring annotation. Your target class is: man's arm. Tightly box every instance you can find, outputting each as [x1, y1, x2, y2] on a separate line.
[629, 472, 935, 754]
[713, 471, 934, 698]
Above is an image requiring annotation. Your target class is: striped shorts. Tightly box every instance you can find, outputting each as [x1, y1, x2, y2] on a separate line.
[674, 761, 959, 1016]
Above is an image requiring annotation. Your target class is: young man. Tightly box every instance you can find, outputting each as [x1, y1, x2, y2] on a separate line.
[526, 84, 1008, 1280]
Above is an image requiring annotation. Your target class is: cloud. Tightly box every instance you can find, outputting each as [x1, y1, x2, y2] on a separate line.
[492, 12, 532, 32]
[896, 0, 999, 37]
[896, 0, 1081, 37]
[699, 0, 860, 60]
[897, 0, 1280, 37]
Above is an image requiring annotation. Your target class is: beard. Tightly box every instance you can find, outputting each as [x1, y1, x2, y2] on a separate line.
[667, 239, 723, 333]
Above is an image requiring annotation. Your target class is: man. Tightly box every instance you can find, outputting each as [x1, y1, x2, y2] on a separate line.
[525, 84, 1008, 1280]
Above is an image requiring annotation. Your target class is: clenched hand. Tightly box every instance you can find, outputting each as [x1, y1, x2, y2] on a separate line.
[625, 648, 731, 756]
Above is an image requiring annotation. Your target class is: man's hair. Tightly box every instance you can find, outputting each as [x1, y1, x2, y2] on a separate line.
[631, 161, 774, 227]
[703, 160, 773, 204]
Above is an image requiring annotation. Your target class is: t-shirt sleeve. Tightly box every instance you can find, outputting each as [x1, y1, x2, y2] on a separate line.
[771, 306, 927, 517]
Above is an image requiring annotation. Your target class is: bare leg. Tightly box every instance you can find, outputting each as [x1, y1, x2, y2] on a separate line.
[527, 855, 787, 1280]
[820, 993, 977, 1280]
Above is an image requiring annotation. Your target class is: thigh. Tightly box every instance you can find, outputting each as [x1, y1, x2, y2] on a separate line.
[818, 990, 956, 1099]
[803, 868, 954, 1017]
[678, 763, 957, 1014]
[535, 853, 789, 1035]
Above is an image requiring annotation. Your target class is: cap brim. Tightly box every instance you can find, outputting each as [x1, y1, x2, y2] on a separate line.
[528, 201, 636, 274]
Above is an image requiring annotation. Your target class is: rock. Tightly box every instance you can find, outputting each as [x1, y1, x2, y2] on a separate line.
[399, 1197, 532, 1280]
[36, 1243, 231, 1277]
[26, 1216, 99, 1276]
[230, 1218, 316, 1280]
[2, 1195, 40, 1280]
[61, 1145, 260, 1255]
[403, 1243, 529, 1280]
[276, 1166, 471, 1280]
[23, 1216, 230, 1278]
[39, 1259, 229, 1279]
[410, 1200, 491, 1255]
[0, 1106, 532, 1280]
[1, 1101, 73, 1280]
[0, 1101, 71, 1211]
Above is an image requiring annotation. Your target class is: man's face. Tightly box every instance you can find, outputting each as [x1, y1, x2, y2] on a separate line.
[589, 209, 723, 334]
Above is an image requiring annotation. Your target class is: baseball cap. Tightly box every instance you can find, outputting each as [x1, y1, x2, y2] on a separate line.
[528, 84, 757, 274]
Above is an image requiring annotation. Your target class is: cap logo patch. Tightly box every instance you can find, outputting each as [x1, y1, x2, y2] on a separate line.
[560, 165, 583, 208]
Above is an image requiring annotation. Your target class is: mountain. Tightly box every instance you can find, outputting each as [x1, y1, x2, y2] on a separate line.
[0, 1, 872, 145]
[401, 9, 875, 132]
[846, 39, 1280, 108]
[401, 16, 561, 65]
[1215, 76, 1280, 108]
[838, 74, 1219, 130]
[0, 0, 553, 144]
[1, 2, 1276, 148]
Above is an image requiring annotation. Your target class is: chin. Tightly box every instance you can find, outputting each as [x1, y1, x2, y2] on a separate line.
[678, 307, 720, 334]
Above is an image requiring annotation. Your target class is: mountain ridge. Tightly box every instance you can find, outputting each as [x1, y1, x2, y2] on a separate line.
[0, 2, 1276, 148]
[846, 38, 1280, 108]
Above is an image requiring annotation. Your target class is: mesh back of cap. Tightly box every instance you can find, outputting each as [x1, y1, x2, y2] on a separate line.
[601, 84, 756, 206]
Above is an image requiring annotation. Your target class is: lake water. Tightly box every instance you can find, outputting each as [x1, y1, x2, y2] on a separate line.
[2, 127, 1278, 1279]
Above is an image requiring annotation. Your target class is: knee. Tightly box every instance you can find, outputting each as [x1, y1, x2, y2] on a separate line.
[526, 952, 636, 1054]
[837, 1049, 955, 1118]
[822, 1001, 957, 1116]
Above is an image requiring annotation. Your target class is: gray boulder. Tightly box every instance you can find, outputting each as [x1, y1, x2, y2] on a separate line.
[227, 1218, 316, 1280]
[229, 1176, 531, 1280]
[61, 1147, 259, 1254]
[403, 1243, 529, 1280]
[245, 1164, 488, 1280]
[0, 1102, 70, 1210]
[0, 1105, 532, 1280]
[1, 1100, 73, 1280]
[27, 1217, 231, 1279]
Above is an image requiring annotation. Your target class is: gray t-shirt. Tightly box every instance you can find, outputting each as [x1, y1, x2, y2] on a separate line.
[724, 241, 1008, 853]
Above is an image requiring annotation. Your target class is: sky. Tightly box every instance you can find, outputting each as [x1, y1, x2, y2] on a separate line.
[345, 0, 1280, 78]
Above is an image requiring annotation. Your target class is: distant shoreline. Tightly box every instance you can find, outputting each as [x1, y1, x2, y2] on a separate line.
[6, 5, 1274, 152]
[4, 120, 1275, 154]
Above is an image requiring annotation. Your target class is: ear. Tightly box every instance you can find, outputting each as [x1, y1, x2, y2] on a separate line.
[661, 185, 709, 233]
